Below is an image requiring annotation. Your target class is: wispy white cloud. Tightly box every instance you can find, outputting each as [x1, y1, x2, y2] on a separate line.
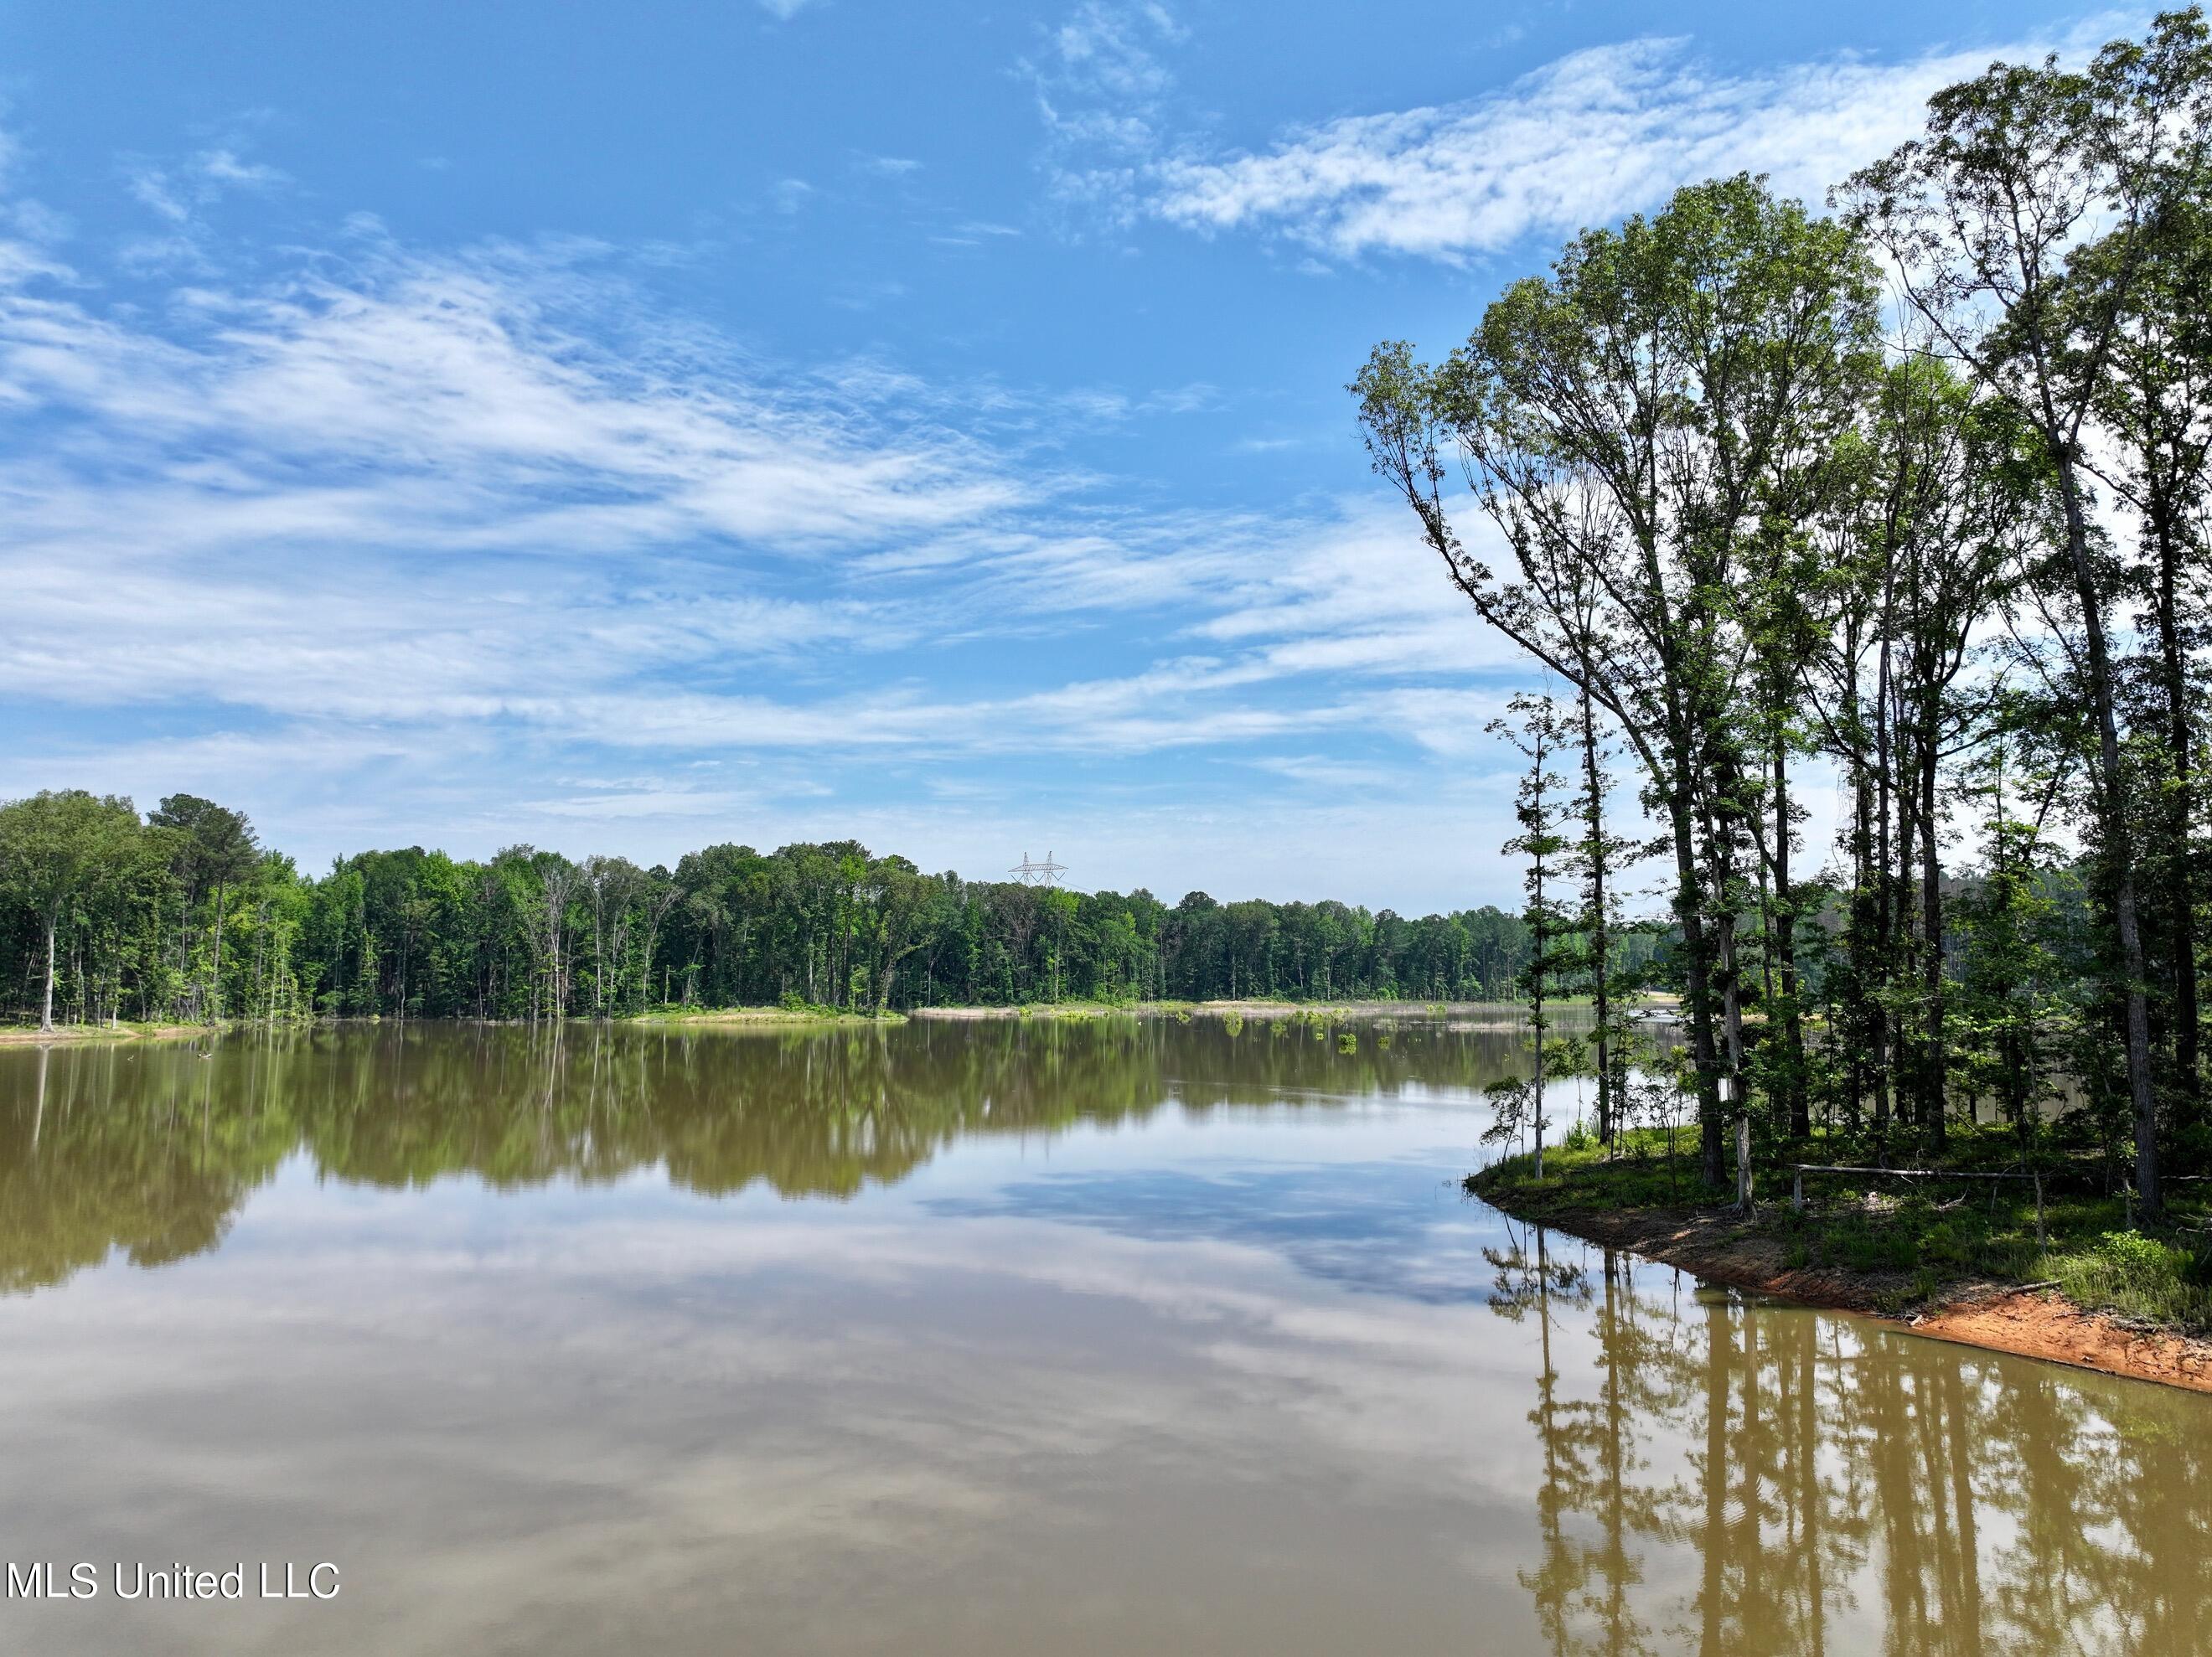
[119, 142, 292, 272]
[0, 249, 1023, 560]
[1132, 20, 2120, 261]
[0, 116, 1547, 896]
[1023, 1, 1189, 217]
[855, 153, 923, 178]
[0, 230, 1499, 733]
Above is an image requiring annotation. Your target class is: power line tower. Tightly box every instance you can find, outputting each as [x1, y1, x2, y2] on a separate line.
[1010, 850, 1067, 887]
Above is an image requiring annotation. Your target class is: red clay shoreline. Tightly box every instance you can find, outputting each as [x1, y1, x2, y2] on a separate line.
[1477, 1188, 2212, 1396]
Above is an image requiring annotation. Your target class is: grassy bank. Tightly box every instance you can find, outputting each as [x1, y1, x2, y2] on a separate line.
[624, 1004, 904, 1027]
[1470, 1127, 2212, 1336]
[910, 997, 1598, 1020]
[0, 1019, 218, 1045]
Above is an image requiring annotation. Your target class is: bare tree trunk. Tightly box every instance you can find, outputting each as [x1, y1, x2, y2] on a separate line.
[1718, 911, 1745, 1114]
[1920, 733, 1946, 1149]
[1872, 629, 1895, 1143]
[2155, 519, 2200, 1107]
[1772, 739, 1807, 1138]
[40, 916, 57, 1032]
[1579, 683, 1614, 1146]
[1670, 765, 1727, 1188]
[209, 881, 228, 1024]
[2057, 462, 2163, 1219]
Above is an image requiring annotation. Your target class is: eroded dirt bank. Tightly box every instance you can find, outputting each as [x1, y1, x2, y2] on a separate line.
[1478, 1192, 2212, 1396]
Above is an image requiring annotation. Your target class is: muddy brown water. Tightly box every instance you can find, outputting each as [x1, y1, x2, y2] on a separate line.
[2, 1018, 2207, 1654]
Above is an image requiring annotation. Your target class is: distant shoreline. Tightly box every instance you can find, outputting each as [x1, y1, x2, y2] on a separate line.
[907, 996, 1677, 1021]
[0, 997, 1682, 1045]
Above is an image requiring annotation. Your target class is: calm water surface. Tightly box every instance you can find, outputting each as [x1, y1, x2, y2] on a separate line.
[3, 1016, 2209, 1654]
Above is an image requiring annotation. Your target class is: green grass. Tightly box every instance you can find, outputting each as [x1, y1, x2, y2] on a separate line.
[0, 1017, 225, 1042]
[624, 1003, 902, 1025]
[1470, 1124, 2212, 1334]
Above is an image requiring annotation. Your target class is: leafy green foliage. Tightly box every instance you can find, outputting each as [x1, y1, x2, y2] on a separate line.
[0, 793, 1618, 1024]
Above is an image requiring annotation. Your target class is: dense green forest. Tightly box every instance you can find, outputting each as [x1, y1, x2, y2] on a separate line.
[1354, 11, 2212, 1215]
[0, 791, 1573, 1024]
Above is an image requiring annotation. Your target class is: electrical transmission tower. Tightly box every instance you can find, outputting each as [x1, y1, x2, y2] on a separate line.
[1010, 850, 1067, 887]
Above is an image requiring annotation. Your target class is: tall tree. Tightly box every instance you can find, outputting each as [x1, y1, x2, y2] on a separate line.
[1486, 692, 1579, 1178]
[1842, 9, 2212, 1216]
[148, 794, 259, 1021]
[1357, 174, 1882, 1183]
[2070, 179, 2212, 1111]
[0, 791, 141, 1031]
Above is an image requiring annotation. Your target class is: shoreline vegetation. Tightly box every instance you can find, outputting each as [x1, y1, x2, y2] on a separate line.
[1334, 7, 2212, 1414]
[3, 995, 1615, 1042]
[0, 1019, 209, 1046]
[1472, 1130, 2212, 1394]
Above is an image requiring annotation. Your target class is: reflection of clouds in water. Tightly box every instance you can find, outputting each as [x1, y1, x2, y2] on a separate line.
[1, 1176, 1543, 1654]
[926, 1156, 1502, 1305]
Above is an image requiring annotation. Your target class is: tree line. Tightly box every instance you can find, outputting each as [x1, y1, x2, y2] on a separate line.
[0, 791, 1603, 1028]
[1356, 11, 2212, 1216]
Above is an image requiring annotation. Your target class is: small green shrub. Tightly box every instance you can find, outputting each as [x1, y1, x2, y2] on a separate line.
[2097, 1229, 2177, 1284]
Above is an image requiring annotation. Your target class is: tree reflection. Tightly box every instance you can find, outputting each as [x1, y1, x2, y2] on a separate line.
[0, 1014, 1544, 1292]
[1495, 1237, 2212, 1654]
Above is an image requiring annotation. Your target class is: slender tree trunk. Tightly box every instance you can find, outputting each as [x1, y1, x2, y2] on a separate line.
[1578, 683, 1614, 1146]
[1772, 738, 1807, 1138]
[40, 914, 57, 1033]
[1894, 716, 1924, 1133]
[1873, 630, 1895, 1143]
[2155, 517, 2200, 1107]
[1716, 883, 1746, 1118]
[1920, 733, 1946, 1148]
[1671, 756, 1727, 1186]
[1532, 903, 1546, 1183]
[209, 881, 228, 1023]
[1843, 669, 1873, 1137]
[2057, 458, 2163, 1220]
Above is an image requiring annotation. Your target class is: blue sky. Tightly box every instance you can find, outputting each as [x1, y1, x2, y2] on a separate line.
[0, 0, 2129, 909]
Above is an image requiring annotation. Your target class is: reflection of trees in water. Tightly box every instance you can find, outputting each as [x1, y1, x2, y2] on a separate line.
[0, 1015, 1538, 1292]
[1494, 1231, 2212, 1654]
[0, 1043, 297, 1293]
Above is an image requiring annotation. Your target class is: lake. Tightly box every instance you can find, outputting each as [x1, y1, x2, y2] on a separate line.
[3, 1015, 2209, 1654]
